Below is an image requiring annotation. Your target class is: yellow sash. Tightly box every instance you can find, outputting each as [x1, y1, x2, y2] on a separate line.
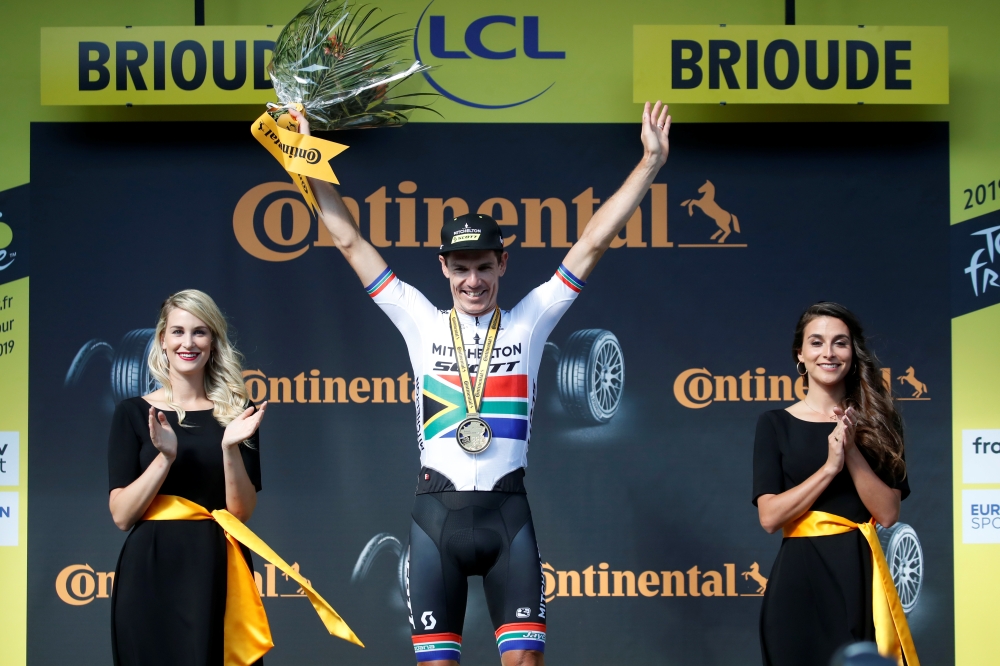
[783, 511, 919, 666]
[142, 495, 363, 665]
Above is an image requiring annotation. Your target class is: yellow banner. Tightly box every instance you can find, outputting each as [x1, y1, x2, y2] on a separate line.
[41, 26, 281, 105]
[633, 25, 948, 104]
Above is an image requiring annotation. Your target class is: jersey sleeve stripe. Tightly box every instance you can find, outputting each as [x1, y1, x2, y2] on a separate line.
[365, 267, 396, 297]
[556, 264, 586, 292]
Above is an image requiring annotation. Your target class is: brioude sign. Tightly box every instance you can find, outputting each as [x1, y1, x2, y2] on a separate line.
[633, 25, 948, 104]
[41, 26, 280, 105]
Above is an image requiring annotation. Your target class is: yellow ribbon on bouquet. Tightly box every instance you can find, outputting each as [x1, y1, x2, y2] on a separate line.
[783, 511, 919, 666]
[142, 495, 363, 666]
[250, 104, 349, 214]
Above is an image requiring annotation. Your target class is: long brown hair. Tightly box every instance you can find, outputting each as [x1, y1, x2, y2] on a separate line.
[793, 302, 906, 483]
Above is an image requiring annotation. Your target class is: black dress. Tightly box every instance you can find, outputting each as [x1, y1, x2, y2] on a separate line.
[752, 409, 909, 666]
[109, 397, 262, 666]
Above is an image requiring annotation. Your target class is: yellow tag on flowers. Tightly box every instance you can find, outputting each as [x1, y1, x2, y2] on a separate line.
[250, 109, 349, 213]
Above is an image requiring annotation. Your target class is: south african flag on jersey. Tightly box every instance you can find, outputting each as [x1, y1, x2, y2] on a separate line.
[422, 373, 529, 441]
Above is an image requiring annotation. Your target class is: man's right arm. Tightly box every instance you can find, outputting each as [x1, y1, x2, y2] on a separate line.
[287, 109, 388, 286]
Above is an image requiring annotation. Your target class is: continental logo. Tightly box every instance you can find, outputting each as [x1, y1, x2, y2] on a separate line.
[233, 179, 749, 261]
[257, 125, 322, 164]
[55, 565, 115, 606]
[673, 366, 928, 408]
[242, 369, 414, 404]
[679, 180, 742, 246]
[542, 561, 767, 602]
[414, 1, 565, 109]
[56, 562, 311, 605]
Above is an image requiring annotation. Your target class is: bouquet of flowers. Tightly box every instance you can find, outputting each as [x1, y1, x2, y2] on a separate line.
[267, 0, 436, 130]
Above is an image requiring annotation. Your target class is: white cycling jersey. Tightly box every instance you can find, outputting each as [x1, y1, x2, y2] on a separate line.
[367, 264, 586, 491]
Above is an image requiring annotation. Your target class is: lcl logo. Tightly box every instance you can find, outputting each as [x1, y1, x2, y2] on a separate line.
[414, 1, 565, 109]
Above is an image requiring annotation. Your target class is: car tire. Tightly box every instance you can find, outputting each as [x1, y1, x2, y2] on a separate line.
[555, 329, 624, 424]
[110, 329, 159, 404]
[877, 521, 923, 614]
[64, 340, 114, 387]
[351, 532, 408, 604]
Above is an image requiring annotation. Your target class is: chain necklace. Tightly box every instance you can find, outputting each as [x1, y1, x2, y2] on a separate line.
[802, 398, 839, 421]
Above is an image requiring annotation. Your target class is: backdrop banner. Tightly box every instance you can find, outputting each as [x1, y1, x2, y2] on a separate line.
[28, 120, 952, 664]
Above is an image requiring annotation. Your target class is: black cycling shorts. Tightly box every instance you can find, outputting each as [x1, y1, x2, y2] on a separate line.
[407, 490, 546, 663]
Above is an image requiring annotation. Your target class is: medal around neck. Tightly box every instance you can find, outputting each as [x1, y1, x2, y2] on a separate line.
[449, 307, 502, 454]
[456, 414, 492, 453]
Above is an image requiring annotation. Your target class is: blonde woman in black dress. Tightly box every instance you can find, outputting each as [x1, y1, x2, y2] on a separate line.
[108, 290, 267, 666]
[752, 302, 918, 666]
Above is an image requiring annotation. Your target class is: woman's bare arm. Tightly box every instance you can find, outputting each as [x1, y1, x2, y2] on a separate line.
[845, 444, 902, 527]
[108, 408, 176, 531]
[220, 404, 267, 522]
[756, 417, 850, 534]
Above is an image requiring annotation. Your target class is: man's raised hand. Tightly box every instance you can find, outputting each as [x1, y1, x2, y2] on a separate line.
[287, 108, 311, 136]
[641, 101, 671, 167]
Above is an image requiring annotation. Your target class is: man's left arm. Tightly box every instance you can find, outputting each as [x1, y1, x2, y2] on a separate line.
[561, 101, 671, 281]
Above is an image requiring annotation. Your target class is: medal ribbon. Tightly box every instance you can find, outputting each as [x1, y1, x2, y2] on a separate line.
[783, 511, 919, 666]
[250, 104, 349, 215]
[449, 307, 501, 417]
[142, 495, 363, 666]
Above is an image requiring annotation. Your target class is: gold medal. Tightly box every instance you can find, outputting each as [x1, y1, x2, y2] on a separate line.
[449, 307, 501, 454]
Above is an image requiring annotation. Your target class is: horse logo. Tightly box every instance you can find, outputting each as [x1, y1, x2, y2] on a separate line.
[741, 562, 768, 594]
[680, 180, 741, 243]
[897, 367, 928, 399]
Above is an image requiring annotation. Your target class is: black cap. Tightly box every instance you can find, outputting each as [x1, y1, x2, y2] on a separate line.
[438, 213, 505, 254]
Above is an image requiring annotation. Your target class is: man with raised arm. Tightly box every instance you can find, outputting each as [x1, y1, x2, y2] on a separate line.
[287, 101, 671, 666]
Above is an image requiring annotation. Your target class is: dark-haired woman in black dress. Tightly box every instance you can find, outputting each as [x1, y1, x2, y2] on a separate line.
[108, 290, 267, 666]
[752, 302, 918, 666]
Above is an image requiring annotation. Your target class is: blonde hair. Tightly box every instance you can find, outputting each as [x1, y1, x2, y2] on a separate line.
[147, 289, 250, 428]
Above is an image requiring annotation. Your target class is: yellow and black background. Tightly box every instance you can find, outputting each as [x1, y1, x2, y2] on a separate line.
[2, 1, 999, 665]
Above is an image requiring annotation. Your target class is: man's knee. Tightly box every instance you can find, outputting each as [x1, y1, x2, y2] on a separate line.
[500, 649, 544, 666]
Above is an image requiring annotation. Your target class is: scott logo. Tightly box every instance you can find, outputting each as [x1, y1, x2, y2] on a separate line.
[414, 1, 565, 109]
[421, 610, 437, 630]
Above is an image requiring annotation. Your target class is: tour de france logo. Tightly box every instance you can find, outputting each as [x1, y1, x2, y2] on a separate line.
[0, 212, 15, 271]
[679, 180, 743, 246]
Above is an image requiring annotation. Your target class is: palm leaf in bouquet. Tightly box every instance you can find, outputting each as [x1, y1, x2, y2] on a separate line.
[268, 0, 438, 130]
